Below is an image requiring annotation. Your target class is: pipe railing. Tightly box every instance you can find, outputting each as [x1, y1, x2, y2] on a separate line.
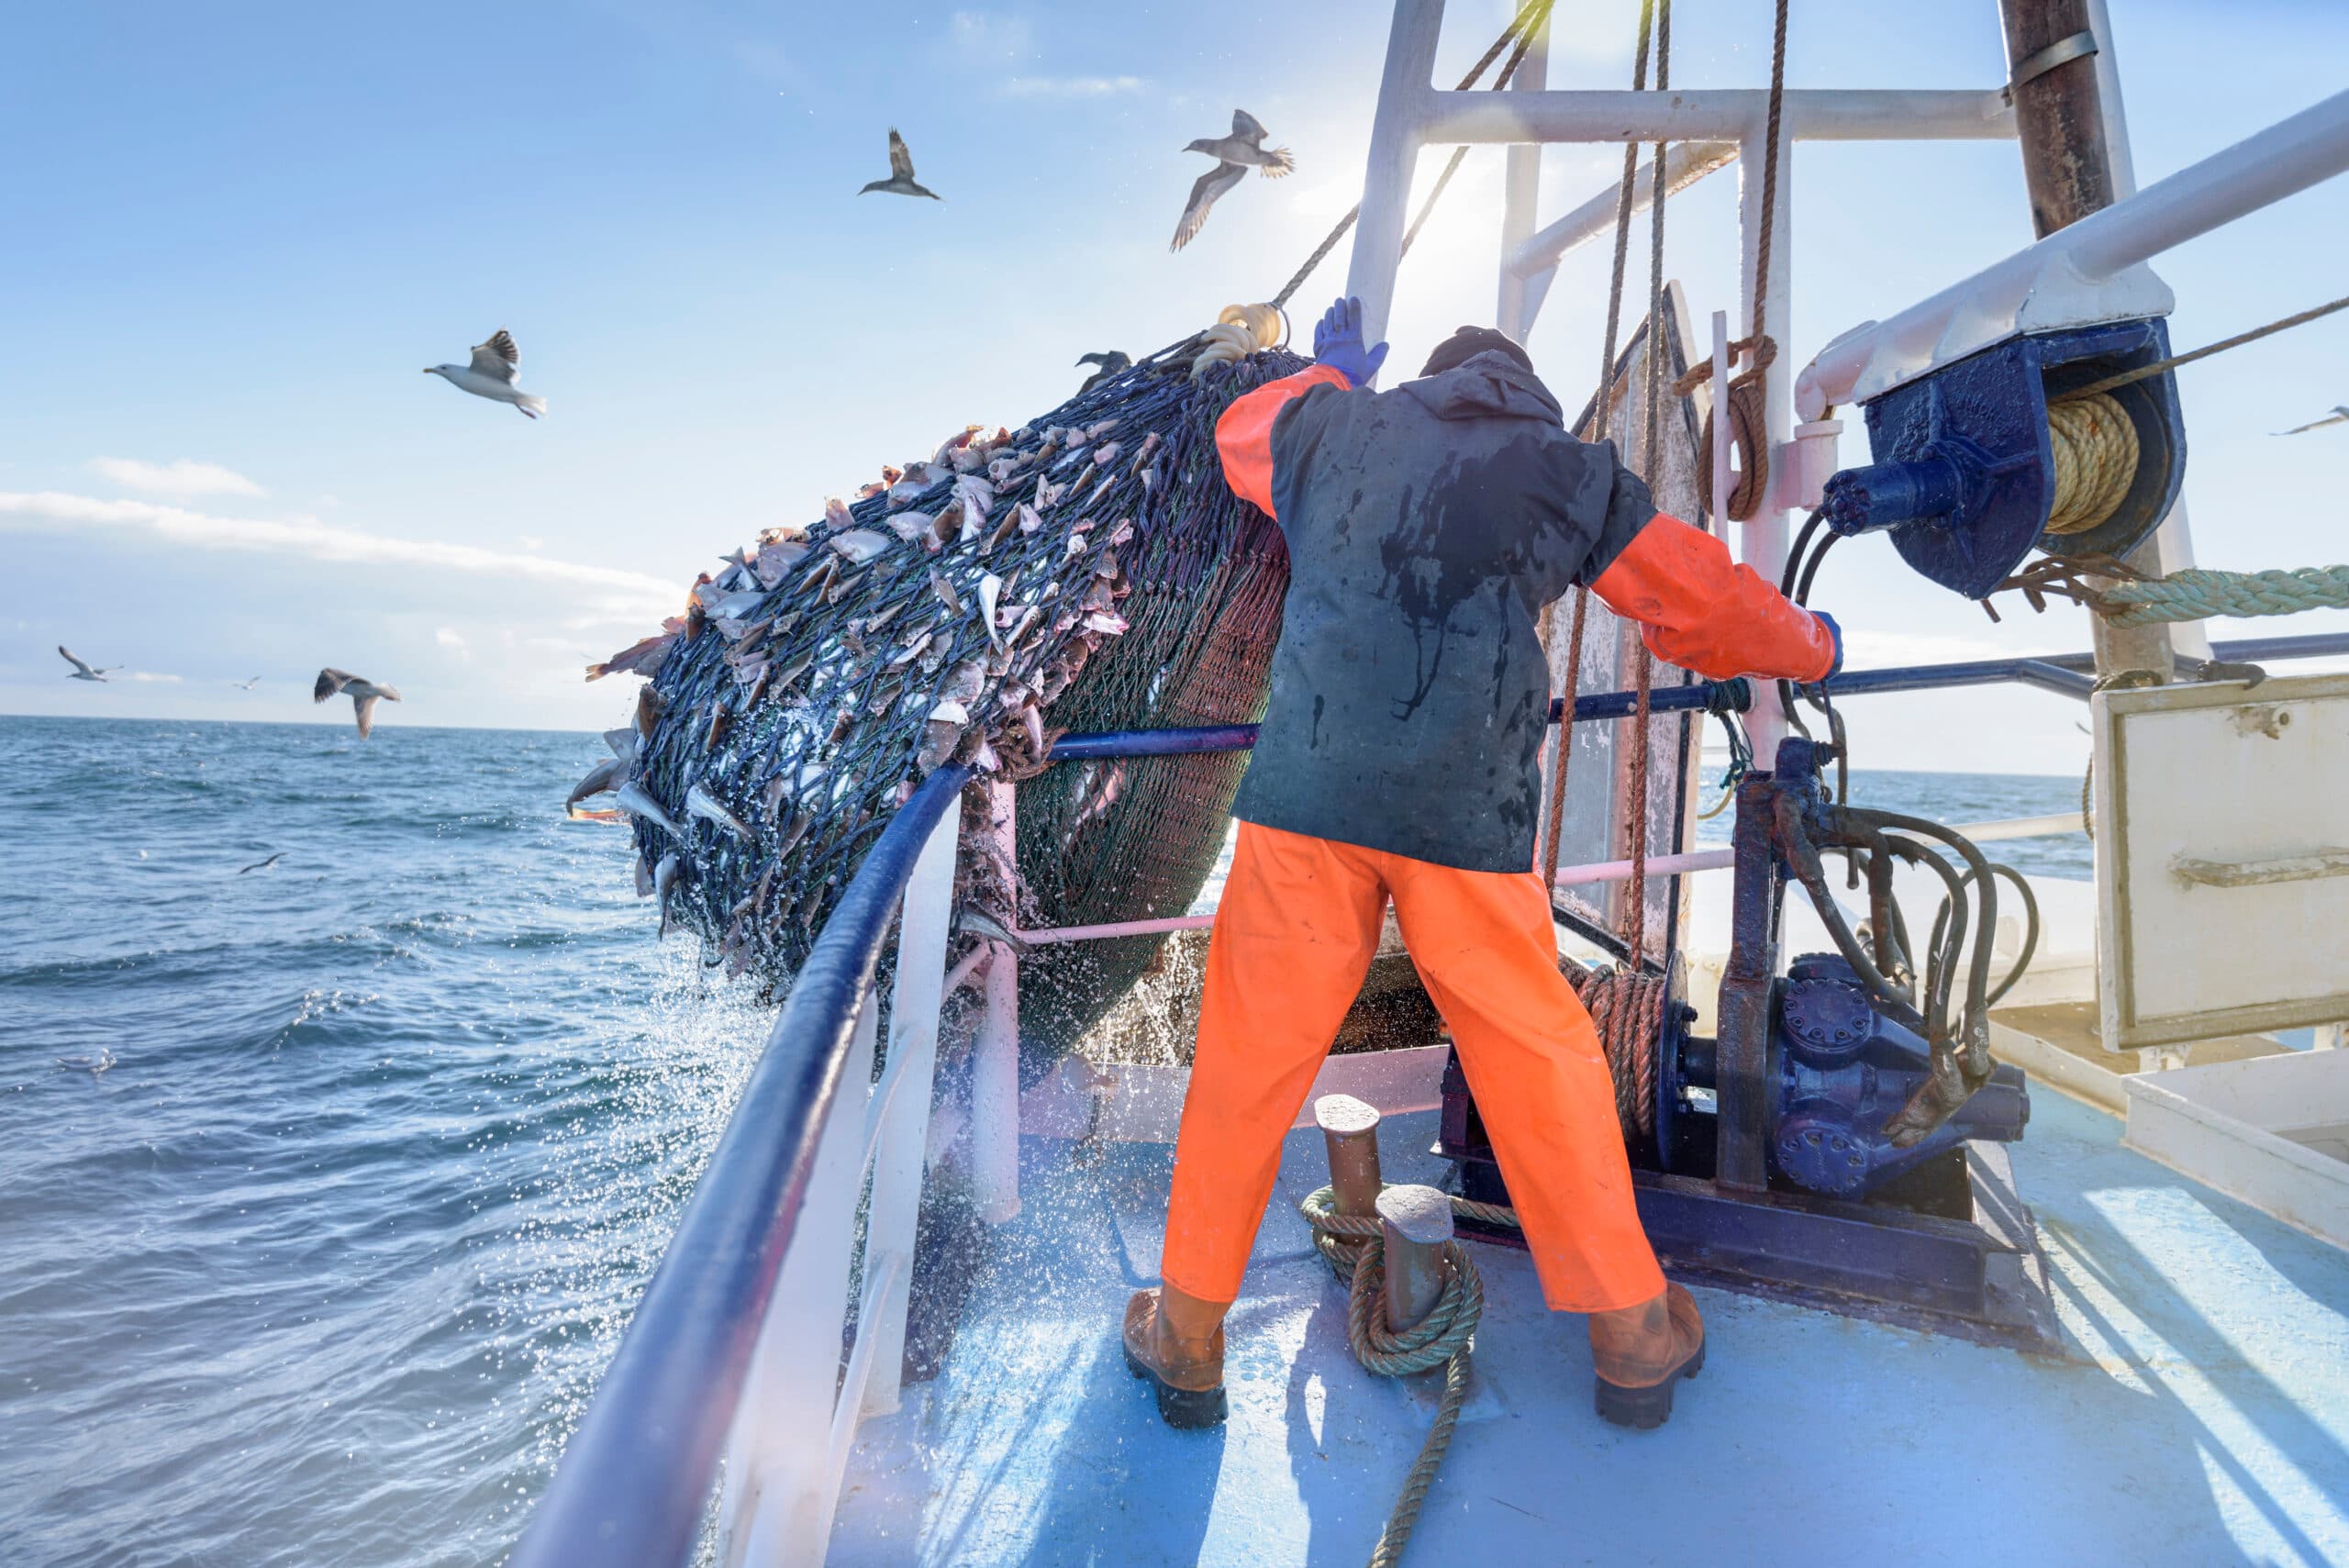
[509, 763, 969, 1568]
[513, 631, 2349, 1566]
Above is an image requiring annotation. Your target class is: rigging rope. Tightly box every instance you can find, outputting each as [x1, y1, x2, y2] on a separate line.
[1675, 0, 1789, 523]
[2097, 564, 2349, 627]
[2063, 289, 2349, 402]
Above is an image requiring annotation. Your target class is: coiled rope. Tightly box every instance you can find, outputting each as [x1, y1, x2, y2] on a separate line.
[1299, 1185, 1523, 1568]
[2043, 392, 2139, 535]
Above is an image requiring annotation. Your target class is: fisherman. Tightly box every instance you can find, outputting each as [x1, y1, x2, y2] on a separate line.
[1123, 296, 1842, 1431]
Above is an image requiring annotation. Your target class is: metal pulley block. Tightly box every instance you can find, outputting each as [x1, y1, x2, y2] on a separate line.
[1815, 318, 2188, 597]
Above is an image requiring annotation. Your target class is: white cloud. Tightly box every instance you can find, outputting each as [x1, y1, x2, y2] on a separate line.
[125, 671, 183, 684]
[0, 491, 682, 619]
[89, 457, 265, 500]
[436, 626, 472, 661]
[1002, 73, 1146, 98]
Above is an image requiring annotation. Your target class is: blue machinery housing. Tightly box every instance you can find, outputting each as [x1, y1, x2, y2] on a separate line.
[509, 631, 2349, 1568]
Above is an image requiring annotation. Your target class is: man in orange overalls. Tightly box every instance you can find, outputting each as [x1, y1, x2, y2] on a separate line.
[1122, 298, 1841, 1430]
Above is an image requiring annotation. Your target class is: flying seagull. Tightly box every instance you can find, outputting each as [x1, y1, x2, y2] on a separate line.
[1075, 350, 1130, 393]
[237, 851, 284, 875]
[860, 128, 941, 200]
[2276, 405, 2349, 436]
[314, 668, 403, 739]
[1172, 110, 1294, 252]
[58, 646, 119, 682]
[232, 675, 262, 690]
[425, 329, 547, 418]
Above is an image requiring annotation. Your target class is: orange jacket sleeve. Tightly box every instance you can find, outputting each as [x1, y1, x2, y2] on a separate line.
[1212, 364, 1353, 517]
[1590, 512, 1837, 683]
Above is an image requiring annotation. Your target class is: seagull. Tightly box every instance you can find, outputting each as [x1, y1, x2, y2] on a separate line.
[232, 675, 262, 690]
[1075, 350, 1130, 393]
[424, 329, 547, 418]
[314, 668, 403, 739]
[1172, 111, 1294, 251]
[860, 128, 941, 201]
[2276, 405, 2349, 436]
[59, 646, 119, 682]
[237, 851, 284, 875]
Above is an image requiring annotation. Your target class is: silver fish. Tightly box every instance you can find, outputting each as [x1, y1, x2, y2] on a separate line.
[956, 906, 1028, 951]
[979, 573, 1006, 649]
[603, 726, 639, 760]
[617, 781, 684, 838]
[568, 756, 624, 806]
[655, 853, 685, 938]
[930, 568, 963, 615]
[827, 528, 892, 565]
[686, 783, 755, 840]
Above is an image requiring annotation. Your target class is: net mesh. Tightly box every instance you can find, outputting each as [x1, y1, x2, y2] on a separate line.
[592, 340, 1308, 1049]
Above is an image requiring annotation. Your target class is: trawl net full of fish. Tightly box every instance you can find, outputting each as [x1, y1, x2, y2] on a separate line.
[575, 341, 1308, 1001]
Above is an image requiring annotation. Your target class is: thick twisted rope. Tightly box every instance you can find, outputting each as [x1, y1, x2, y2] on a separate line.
[2096, 564, 2349, 627]
[2043, 392, 2139, 535]
[1300, 1187, 1503, 1568]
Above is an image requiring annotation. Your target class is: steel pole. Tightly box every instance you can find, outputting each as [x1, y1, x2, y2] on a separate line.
[1999, 0, 2177, 684]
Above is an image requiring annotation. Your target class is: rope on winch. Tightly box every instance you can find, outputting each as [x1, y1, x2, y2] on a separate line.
[2043, 391, 2140, 535]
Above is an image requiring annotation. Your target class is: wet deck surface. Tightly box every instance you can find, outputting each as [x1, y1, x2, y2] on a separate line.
[829, 1092, 2349, 1566]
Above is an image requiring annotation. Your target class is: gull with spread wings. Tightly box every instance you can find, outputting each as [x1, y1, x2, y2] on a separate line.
[2277, 405, 2349, 436]
[314, 668, 403, 740]
[58, 647, 120, 683]
[424, 329, 547, 418]
[1171, 110, 1295, 251]
[861, 128, 941, 201]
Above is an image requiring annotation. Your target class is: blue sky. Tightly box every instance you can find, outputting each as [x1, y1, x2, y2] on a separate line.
[4, 0, 2344, 772]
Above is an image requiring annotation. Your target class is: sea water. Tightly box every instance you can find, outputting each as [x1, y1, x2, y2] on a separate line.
[0, 716, 2087, 1566]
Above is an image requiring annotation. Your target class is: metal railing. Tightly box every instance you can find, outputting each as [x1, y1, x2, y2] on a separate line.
[508, 633, 2349, 1568]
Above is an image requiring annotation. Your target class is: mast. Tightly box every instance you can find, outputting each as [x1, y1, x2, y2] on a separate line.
[1998, 0, 2181, 681]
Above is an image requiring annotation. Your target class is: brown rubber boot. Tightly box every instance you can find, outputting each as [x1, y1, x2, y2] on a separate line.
[1589, 1282, 1706, 1429]
[1122, 1284, 1230, 1429]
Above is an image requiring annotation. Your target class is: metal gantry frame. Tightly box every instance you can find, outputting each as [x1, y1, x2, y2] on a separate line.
[1345, 0, 2027, 755]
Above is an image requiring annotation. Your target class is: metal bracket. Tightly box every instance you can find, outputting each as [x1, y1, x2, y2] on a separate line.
[2003, 29, 2099, 101]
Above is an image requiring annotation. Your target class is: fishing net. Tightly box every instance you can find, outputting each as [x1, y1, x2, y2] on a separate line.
[583, 336, 1308, 1057]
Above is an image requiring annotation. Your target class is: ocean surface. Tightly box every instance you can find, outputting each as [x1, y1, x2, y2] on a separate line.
[0, 716, 2087, 1567]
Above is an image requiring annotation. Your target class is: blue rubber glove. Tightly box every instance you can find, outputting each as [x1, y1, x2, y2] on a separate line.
[1810, 611, 1844, 681]
[1312, 295, 1389, 389]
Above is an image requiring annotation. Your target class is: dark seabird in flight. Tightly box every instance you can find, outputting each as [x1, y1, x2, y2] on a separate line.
[1172, 110, 1294, 251]
[1075, 351, 1130, 393]
[861, 128, 941, 200]
[314, 668, 403, 739]
[59, 646, 120, 683]
[237, 852, 284, 875]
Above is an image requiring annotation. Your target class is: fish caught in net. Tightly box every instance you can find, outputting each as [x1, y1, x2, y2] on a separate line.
[577, 328, 1307, 1061]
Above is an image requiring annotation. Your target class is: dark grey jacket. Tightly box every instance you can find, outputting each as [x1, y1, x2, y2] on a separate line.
[1226, 352, 1654, 873]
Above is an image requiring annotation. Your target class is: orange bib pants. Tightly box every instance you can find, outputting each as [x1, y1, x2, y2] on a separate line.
[1160, 821, 1667, 1315]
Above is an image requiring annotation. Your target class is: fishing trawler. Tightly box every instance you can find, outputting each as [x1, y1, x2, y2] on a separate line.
[515, 3, 2349, 1562]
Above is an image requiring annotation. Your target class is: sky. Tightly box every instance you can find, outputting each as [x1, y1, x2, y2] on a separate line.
[4, 0, 2345, 773]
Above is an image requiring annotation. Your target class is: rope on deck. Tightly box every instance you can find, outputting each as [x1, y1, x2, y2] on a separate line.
[1299, 1188, 1527, 1568]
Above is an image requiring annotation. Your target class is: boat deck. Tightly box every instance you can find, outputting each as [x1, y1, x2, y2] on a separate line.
[829, 1090, 2349, 1566]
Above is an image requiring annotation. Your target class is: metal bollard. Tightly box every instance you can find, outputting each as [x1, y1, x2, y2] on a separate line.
[1315, 1094, 1384, 1220]
[1375, 1184, 1455, 1331]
